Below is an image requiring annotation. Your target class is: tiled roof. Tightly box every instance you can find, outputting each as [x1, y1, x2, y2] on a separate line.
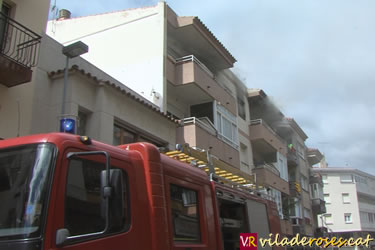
[192, 17, 236, 64]
[48, 64, 179, 124]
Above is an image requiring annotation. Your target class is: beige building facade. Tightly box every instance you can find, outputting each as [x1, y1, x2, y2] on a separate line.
[46, 2, 256, 176]
[0, 0, 50, 137]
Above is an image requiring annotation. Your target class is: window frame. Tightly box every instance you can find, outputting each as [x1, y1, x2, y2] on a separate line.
[340, 174, 354, 183]
[323, 193, 331, 204]
[325, 214, 333, 225]
[344, 213, 352, 224]
[165, 175, 207, 247]
[113, 122, 167, 147]
[215, 104, 239, 149]
[342, 193, 350, 204]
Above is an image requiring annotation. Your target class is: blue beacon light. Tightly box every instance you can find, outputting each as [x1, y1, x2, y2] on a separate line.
[60, 118, 76, 134]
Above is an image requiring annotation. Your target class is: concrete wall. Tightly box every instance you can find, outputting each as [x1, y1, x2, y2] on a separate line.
[47, 3, 167, 111]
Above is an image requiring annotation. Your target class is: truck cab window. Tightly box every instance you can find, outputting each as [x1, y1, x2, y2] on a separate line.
[65, 157, 129, 236]
[170, 184, 201, 243]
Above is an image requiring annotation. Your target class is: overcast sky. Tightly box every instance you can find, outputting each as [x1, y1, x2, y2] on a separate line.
[50, 0, 375, 174]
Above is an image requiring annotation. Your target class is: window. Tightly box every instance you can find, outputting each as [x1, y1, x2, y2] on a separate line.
[325, 214, 333, 224]
[276, 152, 288, 182]
[324, 193, 331, 204]
[77, 110, 88, 135]
[170, 184, 200, 242]
[237, 97, 246, 120]
[65, 156, 129, 236]
[301, 176, 308, 191]
[344, 213, 352, 224]
[296, 142, 305, 159]
[369, 213, 374, 223]
[113, 123, 165, 147]
[342, 193, 350, 204]
[341, 174, 354, 183]
[216, 104, 238, 149]
[113, 124, 136, 145]
[310, 183, 323, 200]
[268, 188, 282, 218]
[355, 175, 368, 184]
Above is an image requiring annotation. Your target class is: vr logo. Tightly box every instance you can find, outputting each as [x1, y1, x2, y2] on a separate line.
[240, 233, 257, 249]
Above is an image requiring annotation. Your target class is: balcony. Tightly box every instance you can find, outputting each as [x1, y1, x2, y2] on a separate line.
[167, 55, 236, 115]
[0, 13, 41, 87]
[176, 117, 240, 168]
[253, 163, 290, 195]
[287, 146, 298, 166]
[249, 119, 287, 156]
[312, 199, 326, 215]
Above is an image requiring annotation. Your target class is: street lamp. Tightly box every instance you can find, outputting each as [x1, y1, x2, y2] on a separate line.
[60, 41, 88, 133]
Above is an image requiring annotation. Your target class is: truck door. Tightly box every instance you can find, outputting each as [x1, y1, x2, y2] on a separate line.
[246, 200, 271, 250]
[46, 148, 151, 250]
[164, 175, 216, 250]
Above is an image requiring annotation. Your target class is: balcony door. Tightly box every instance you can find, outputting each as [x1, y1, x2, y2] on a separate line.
[0, 3, 11, 51]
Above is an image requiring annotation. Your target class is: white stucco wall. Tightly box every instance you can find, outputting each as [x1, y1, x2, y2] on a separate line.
[320, 174, 361, 232]
[46, 3, 166, 111]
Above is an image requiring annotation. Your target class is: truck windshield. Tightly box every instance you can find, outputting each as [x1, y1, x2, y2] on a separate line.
[0, 143, 55, 240]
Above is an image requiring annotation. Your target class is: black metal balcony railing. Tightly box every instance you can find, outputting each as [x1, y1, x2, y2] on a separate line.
[0, 12, 41, 68]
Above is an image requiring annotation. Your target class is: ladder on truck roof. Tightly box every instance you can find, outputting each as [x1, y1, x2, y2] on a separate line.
[165, 145, 275, 202]
[166, 144, 261, 189]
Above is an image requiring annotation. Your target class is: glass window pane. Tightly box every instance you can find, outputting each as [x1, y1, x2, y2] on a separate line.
[113, 125, 122, 145]
[222, 117, 232, 140]
[217, 112, 222, 133]
[122, 130, 135, 144]
[65, 158, 105, 236]
[170, 184, 200, 242]
[342, 193, 350, 203]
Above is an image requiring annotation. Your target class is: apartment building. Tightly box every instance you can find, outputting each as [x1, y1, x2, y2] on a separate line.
[313, 167, 375, 241]
[247, 89, 327, 237]
[247, 89, 292, 235]
[46, 2, 258, 181]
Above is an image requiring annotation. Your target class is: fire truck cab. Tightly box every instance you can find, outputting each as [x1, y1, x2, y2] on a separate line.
[0, 133, 280, 250]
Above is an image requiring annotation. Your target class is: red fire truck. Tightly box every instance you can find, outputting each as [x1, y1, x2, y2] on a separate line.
[0, 133, 281, 250]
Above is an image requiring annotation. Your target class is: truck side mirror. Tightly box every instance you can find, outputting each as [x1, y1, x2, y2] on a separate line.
[100, 169, 124, 231]
[56, 228, 70, 246]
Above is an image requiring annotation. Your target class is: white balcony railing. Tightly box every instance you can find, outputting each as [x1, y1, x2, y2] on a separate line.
[175, 55, 214, 79]
[180, 117, 239, 150]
